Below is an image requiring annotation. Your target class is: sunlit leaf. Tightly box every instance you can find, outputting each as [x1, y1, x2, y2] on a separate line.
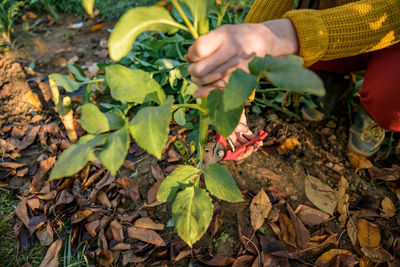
[98, 126, 130, 175]
[207, 69, 257, 137]
[203, 163, 243, 202]
[49, 135, 104, 180]
[106, 65, 166, 104]
[172, 186, 213, 247]
[357, 218, 380, 248]
[304, 176, 337, 215]
[129, 98, 173, 159]
[174, 108, 186, 126]
[80, 103, 125, 134]
[249, 188, 271, 230]
[315, 249, 355, 266]
[49, 73, 81, 92]
[109, 7, 188, 61]
[381, 197, 396, 217]
[157, 165, 199, 202]
[249, 55, 325, 96]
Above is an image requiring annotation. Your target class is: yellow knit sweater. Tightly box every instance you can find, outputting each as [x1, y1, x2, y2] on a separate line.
[245, 0, 400, 66]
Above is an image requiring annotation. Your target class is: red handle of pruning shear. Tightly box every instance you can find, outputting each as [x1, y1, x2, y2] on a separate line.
[216, 130, 268, 160]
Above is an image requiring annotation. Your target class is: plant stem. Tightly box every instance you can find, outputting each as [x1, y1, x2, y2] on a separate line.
[81, 79, 104, 85]
[197, 97, 209, 170]
[172, 103, 208, 114]
[256, 88, 287, 93]
[171, 0, 199, 40]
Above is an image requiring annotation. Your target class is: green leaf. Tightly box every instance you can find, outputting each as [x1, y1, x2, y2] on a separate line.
[67, 63, 89, 82]
[157, 165, 199, 202]
[98, 125, 130, 175]
[106, 64, 166, 105]
[49, 135, 104, 180]
[174, 108, 186, 126]
[80, 103, 125, 134]
[207, 69, 257, 137]
[249, 55, 325, 96]
[108, 7, 188, 61]
[129, 98, 173, 159]
[49, 73, 81, 92]
[172, 186, 213, 247]
[82, 0, 95, 16]
[203, 164, 243, 202]
[179, 0, 213, 35]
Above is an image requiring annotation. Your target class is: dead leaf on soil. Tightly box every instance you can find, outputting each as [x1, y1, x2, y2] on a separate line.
[237, 212, 260, 254]
[85, 219, 99, 237]
[256, 167, 282, 182]
[54, 190, 74, 208]
[371, 165, 400, 181]
[197, 255, 235, 266]
[89, 172, 115, 200]
[0, 161, 24, 169]
[39, 239, 62, 267]
[71, 209, 93, 224]
[98, 249, 113, 266]
[147, 181, 161, 205]
[315, 249, 355, 266]
[15, 200, 30, 228]
[27, 198, 40, 211]
[361, 246, 393, 263]
[250, 188, 272, 230]
[151, 161, 165, 181]
[18, 125, 41, 150]
[336, 176, 349, 217]
[82, 167, 105, 187]
[127, 226, 165, 246]
[232, 255, 255, 267]
[110, 219, 124, 243]
[110, 242, 131, 251]
[278, 212, 296, 248]
[97, 190, 112, 209]
[304, 176, 337, 215]
[357, 219, 380, 248]
[115, 177, 140, 202]
[286, 203, 310, 249]
[134, 217, 164, 231]
[381, 197, 396, 217]
[30, 156, 56, 193]
[278, 138, 300, 154]
[28, 214, 46, 235]
[295, 204, 330, 226]
[347, 218, 358, 246]
[347, 152, 373, 172]
[36, 222, 53, 246]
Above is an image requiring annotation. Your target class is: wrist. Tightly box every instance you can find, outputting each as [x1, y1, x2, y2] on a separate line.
[260, 18, 299, 57]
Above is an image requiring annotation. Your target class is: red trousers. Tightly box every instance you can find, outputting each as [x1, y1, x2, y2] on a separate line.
[309, 42, 400, 132]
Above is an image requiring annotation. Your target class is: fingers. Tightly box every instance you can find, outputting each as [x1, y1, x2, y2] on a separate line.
[237, 146, 254, 160]
[186, 28, 226, 63]
[193, 78, 227, 97]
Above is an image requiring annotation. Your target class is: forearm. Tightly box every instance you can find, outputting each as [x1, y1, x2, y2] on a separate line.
[283, 0, 400, 66]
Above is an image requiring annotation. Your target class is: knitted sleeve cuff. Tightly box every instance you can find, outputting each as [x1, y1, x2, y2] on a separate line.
[245, 0, 294, 23]
[283, 9, 329, 66]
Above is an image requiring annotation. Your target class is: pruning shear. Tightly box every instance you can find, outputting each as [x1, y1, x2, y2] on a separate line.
[204, 130, 268, 165]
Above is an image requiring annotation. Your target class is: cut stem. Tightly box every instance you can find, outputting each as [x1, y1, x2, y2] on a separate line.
[197, 97, 209, 170]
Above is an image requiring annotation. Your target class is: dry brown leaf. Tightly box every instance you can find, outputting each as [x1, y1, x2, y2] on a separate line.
[315, 249, 355, 266]
[30, 156, 56, 193]
[39, 239, 62, 267]
[36, 223, 53, 246]
[232, 255, 255, 267]
[71, 209, 93, 224]
[286, 203, 310, 249]
[0, 162, 24, 169]
[268, 221, 281, 236]
[361, 246, 393, 263]
[89, 172, 115, 200]
[371, 165, 400, 181]
[304, 176, 337, 215]
[357, 219, 381, 248]
[151, 161, 165, 181]
[310, 235, 328, 242]
[28, 215, 46, 235]
[147, 181, 161, 205]
[278, 213, 296, 248]
[396, 188, 400, 201]
[347, 218, 358, 246]
[347, 152, 373, 172]
[337, 176, 349, 225]
[18, 125, 41, 150]
[116, 177, 140, 202]
[82, 168, 105, 187]
[256, 167, 282, 182]
[110, 243, 131, 251]
[110, 220, 124, 243]
[278, 138, 300, 154]
[90, 23, 103, 32]
[27, 198, 40, 211]
[85, 220, 99, 237]
[237, 212, 260, 255]
[295, 204, 330, 226]
[381, 197, 396, 217]
[250, 188, 272, 230]
[134, 217, 164, 231]
[16, 168, 28, 177]
[54, 190, 74, 208]
[127, 226, 165, 246]
[98, 249, 113, 266]
[97, 190, 112, 209]
[15, 200, 30, 228]
[197, 255, 236, 266]
[167, 148, 181, 162]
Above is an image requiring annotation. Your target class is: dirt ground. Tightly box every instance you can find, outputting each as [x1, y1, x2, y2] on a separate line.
[1, 13, 400, 266]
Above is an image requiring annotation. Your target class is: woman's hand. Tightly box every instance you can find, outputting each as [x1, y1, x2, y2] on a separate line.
[185, 18, 299, 97]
